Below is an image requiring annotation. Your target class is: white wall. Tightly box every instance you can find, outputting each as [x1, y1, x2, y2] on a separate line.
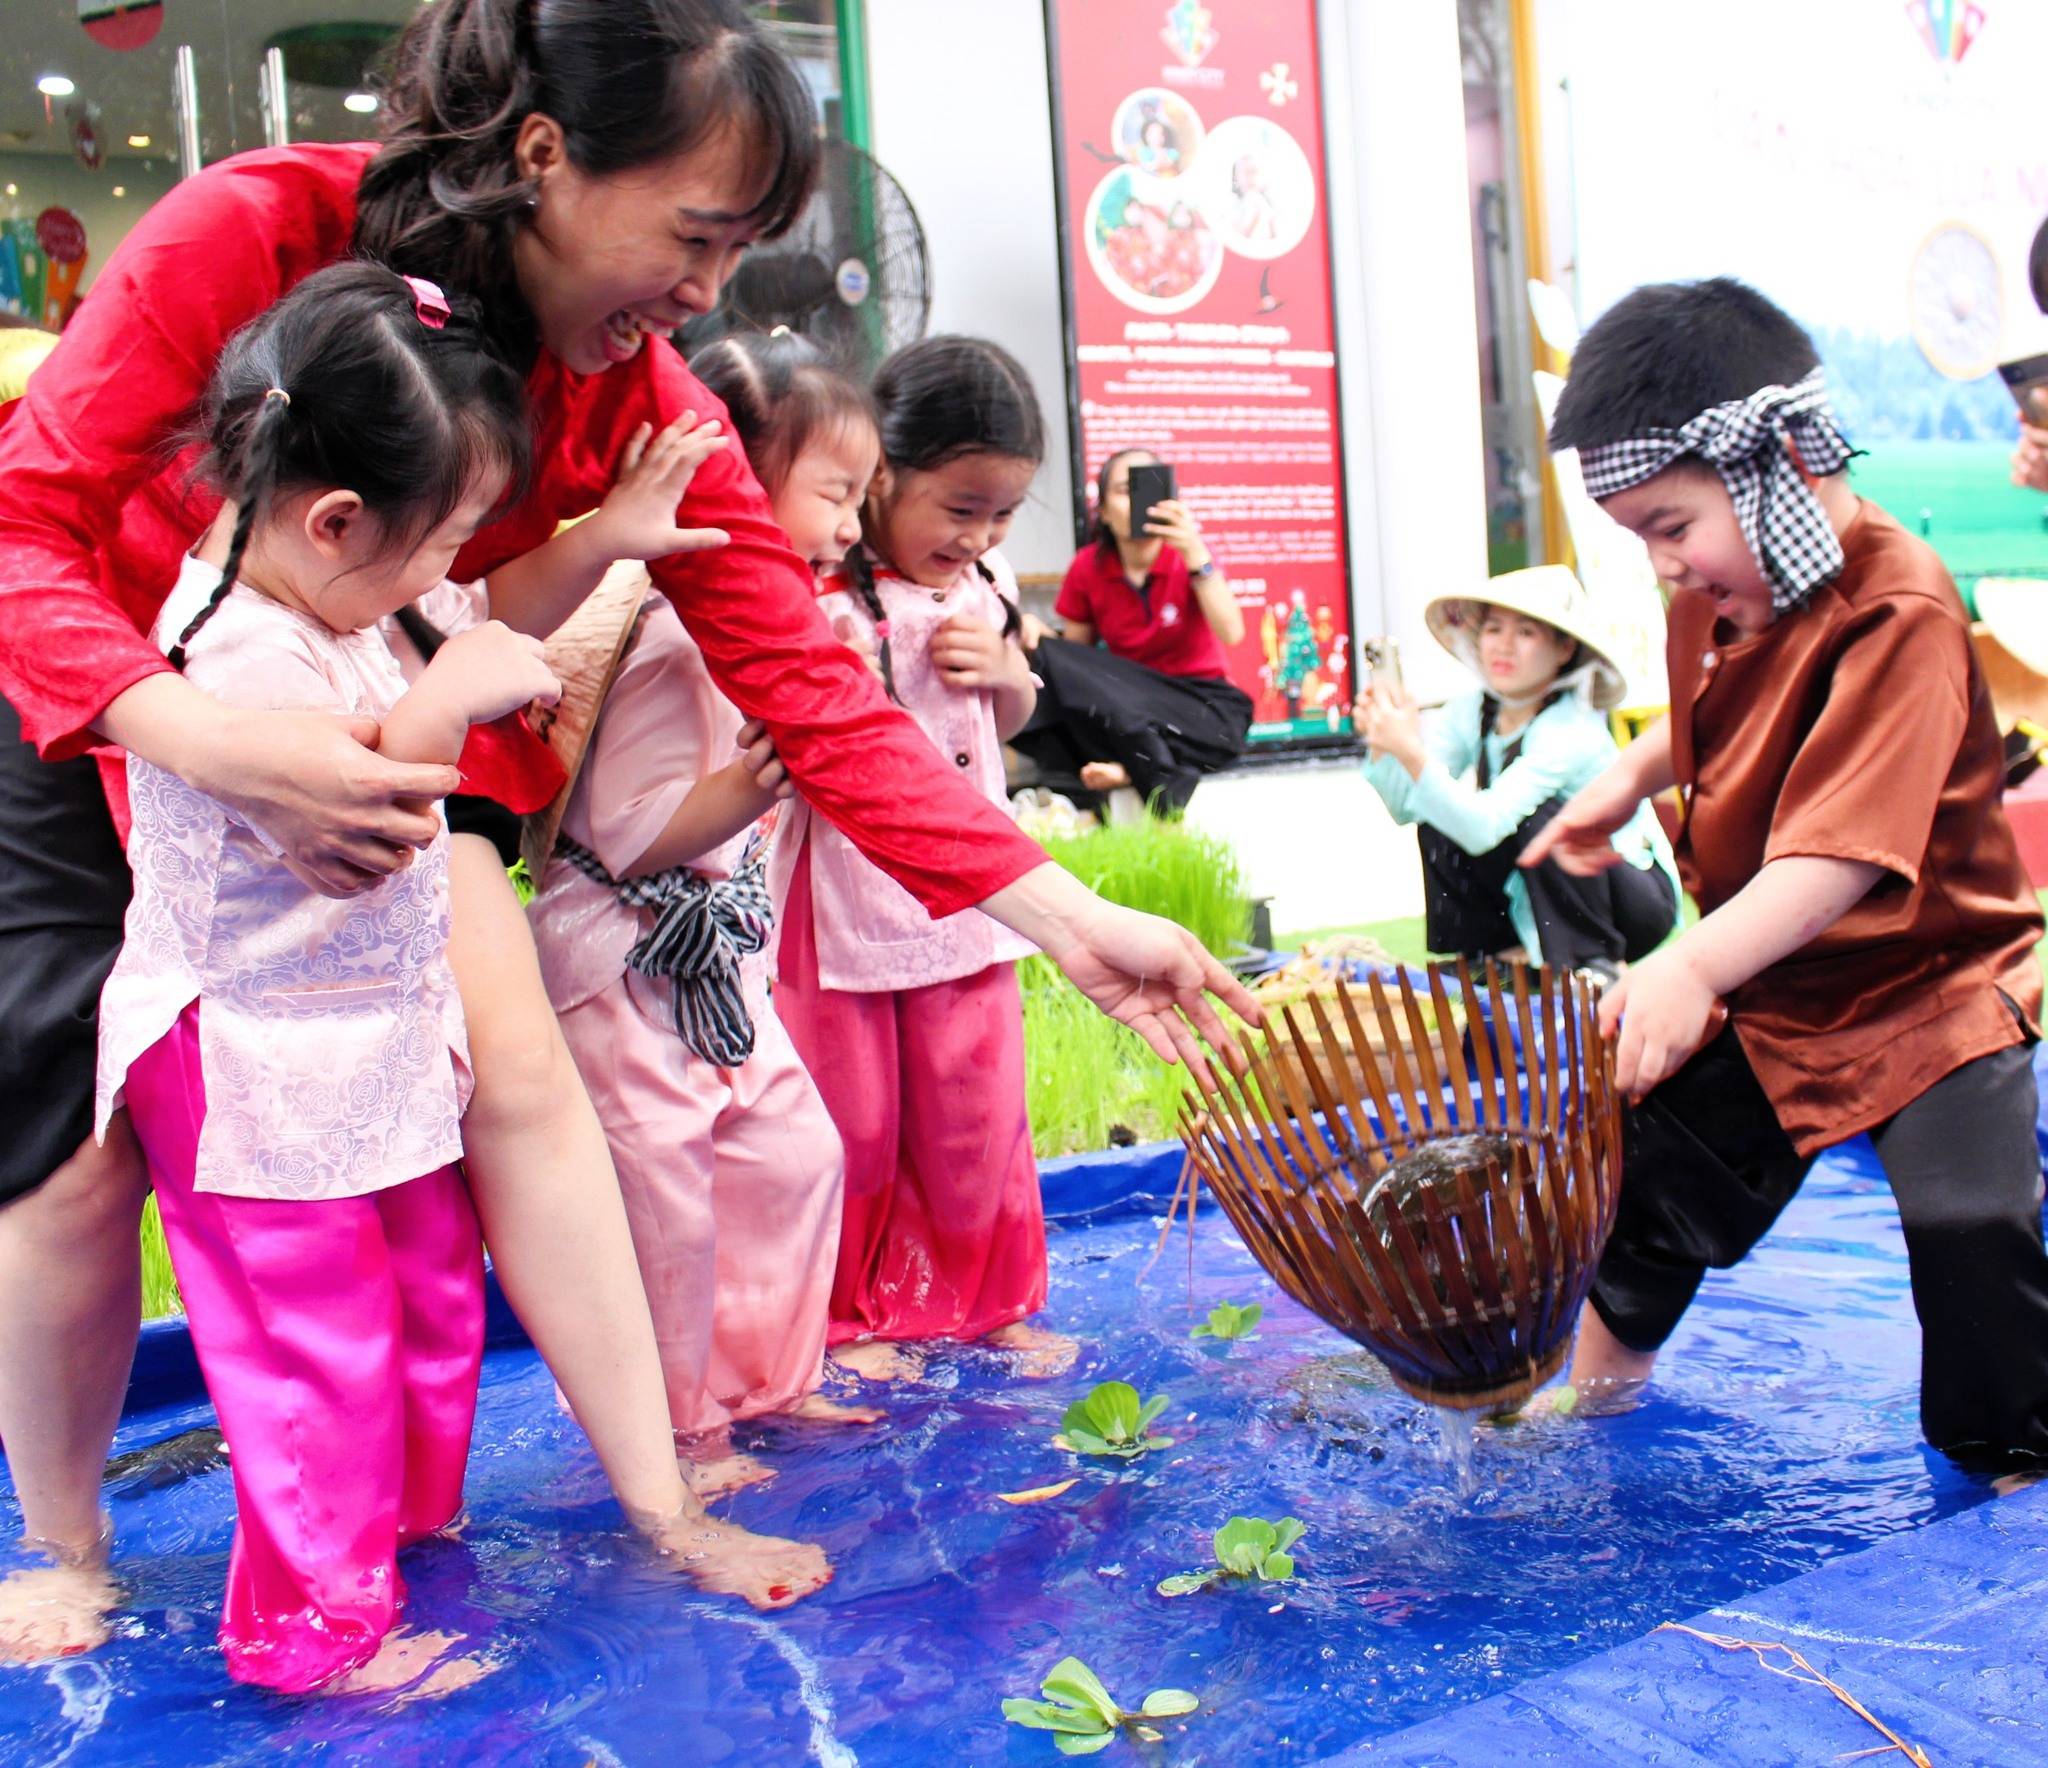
[1315, 0, 1489, 706]
[865, 0, 1075, 576]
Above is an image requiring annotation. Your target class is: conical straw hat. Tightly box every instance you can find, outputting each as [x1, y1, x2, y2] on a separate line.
[1424, 565, 1629, 711]
[519, 561, 655, 876]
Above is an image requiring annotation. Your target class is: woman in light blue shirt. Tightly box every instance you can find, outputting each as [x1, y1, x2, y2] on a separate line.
[1360, 566, 1679, 979]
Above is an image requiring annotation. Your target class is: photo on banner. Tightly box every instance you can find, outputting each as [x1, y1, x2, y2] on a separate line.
[1043, 0, 1354, 747]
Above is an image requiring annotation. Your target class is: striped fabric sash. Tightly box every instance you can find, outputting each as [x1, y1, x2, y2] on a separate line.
[557, 836, 771, 1067]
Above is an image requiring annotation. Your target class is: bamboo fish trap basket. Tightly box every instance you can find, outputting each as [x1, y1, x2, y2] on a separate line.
[1180, 960, 1623, 1412]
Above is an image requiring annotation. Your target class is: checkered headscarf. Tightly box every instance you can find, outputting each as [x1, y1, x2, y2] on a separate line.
[1575, 367, 1858, 614]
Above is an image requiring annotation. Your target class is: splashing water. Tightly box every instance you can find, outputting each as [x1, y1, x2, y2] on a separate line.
[0, 1148, 1991, 1764]
[1431, 1407, 1482, 1499]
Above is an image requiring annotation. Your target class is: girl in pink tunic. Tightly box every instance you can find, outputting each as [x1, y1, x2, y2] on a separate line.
[92, 265, 560, 1691]
[770, 337, 1073, 1378]
[530, 331, 884, 1493]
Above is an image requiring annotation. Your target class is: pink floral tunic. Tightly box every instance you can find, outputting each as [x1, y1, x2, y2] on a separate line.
[93, 554, 470, 1200]
[769, 549, 1036, 992]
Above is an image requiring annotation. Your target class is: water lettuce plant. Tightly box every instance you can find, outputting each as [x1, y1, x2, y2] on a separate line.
[1053, 1380, 1173, 1458]
[1002, 1655, 1201, 1754]
[1189, 1300, 1263, 1342]
[1157, 1516, 1306, 1597]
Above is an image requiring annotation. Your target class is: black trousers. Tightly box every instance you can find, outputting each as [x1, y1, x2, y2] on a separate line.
[1592, 1017, 2048, 1468]
[0, 692, 131, 1204]
[1012, 637, 1252, 814]
[1418, 797, 1677, 971]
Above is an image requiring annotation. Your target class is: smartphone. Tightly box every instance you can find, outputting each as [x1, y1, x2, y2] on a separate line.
[1361, 636, 1404, 700]
[1126, 462, 1176, 536]
[1999, 354, 2048, 427]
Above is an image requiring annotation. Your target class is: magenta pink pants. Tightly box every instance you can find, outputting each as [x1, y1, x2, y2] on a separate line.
[124, 1004, 483, 1692]
[777, 844, 1046, 1346]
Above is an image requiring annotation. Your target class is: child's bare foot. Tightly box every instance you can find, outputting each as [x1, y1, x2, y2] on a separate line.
[789, 1393, 885, 1426]
[685, 1450, 778, 1501]
[384, 1648, 503, 1710]
[324, 1627, 468, 1697]
[986, 1321, 1080, 1379]
[831, 1341, 925, 1383]
[1504, 1373, 1649, 1421]
[1080, 761, 1131, 792]
[650, 1513, 833, 1610]
[0, 1561, 120, 1663]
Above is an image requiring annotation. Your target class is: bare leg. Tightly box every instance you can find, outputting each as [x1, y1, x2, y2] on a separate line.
[788, 1394, 884, 1426]
[444, 839, 828, 1608]
[1078, 761, 1131, 792]
[0, 1115, 147, 1661]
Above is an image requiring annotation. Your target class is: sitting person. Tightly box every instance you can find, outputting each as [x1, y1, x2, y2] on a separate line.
[1359, 565, 1679, 981]
[1013, 449, 1252, 813]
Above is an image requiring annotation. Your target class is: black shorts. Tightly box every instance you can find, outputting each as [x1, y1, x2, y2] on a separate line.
[0, 693, 130, 1204]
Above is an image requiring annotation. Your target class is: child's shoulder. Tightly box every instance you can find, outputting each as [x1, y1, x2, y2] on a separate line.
[1826, 499, 1967, 625]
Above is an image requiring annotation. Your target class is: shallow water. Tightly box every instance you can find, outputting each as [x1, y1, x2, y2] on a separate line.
[0, 1144, 1990, 1766]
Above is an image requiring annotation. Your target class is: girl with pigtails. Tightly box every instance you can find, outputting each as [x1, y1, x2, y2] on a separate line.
[772, 336, 1072, 1380]
[0, 0, 1251, 1669]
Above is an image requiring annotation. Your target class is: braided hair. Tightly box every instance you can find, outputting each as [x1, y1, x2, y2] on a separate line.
[857, 334, 1044, 697]
[172, 261, 531, 669]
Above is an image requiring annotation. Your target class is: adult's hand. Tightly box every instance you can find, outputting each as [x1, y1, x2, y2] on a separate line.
[187, 704, 458, 896]
[984, 861, 1261, 1089]
[2014, 422, 2048, 492]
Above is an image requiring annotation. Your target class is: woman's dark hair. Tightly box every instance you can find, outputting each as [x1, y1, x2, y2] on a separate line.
[2030, 215, 2048, 316]
[1090, 447, 1152, 553]
[1549, 277, 1819, 453]
[353, 0, 819, 363]
[170, 261, 531, 668]
[688, 326, 875, 498]
[847, 334, 1042, 699]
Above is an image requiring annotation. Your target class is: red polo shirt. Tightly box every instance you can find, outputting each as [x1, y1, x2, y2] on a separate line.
[1056, 543, 1231, 679]
[0, 143, 1041, 918]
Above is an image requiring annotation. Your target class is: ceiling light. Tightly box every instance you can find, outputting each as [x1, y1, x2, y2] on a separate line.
[112, 186, 126, 198]
[127, 133, 150, 149]
[343, 91, 378, 115]
[4, 185, 16, 198]
[37, 75, 77, 99]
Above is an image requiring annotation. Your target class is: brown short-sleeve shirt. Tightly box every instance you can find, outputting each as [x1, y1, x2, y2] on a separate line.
[1669, 500, 2042, 1154]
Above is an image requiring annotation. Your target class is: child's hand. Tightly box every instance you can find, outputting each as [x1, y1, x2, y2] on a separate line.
[1598, 948, 1721, 1101]
[1520, 773, 1643, 875]
[830, 613, 886, 682]
[734, 718, 795, 801]
[929, 611, 1017, 692]
[427, 620, 562, 727]
[589, 413, 733, 562]
[2014, 423, 2048, 492]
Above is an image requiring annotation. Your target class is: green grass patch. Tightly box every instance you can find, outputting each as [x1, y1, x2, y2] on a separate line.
[141, 1194, 180, 1321]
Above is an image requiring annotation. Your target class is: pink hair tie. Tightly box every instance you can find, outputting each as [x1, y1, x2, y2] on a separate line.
[402, 275, 451, 330]
[873, 621, 891, 639]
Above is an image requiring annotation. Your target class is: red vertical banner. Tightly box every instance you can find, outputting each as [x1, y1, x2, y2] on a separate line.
[1044, 0, 1352, 745]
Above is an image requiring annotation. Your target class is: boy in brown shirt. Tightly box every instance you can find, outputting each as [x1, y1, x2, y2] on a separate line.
[1526, 278, 2048, 1469]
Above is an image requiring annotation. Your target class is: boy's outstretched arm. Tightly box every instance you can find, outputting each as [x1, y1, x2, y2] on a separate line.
[1521, 715, 1675, 875]
[1603, 855, 1884, 1099]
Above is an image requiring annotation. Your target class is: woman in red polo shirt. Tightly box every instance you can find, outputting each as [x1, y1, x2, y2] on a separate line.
[0, 0, 1250, 1659]
[1015, 449, 1254, 812]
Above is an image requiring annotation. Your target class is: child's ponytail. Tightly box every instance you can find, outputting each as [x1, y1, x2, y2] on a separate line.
[172, 261, 531, 669]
